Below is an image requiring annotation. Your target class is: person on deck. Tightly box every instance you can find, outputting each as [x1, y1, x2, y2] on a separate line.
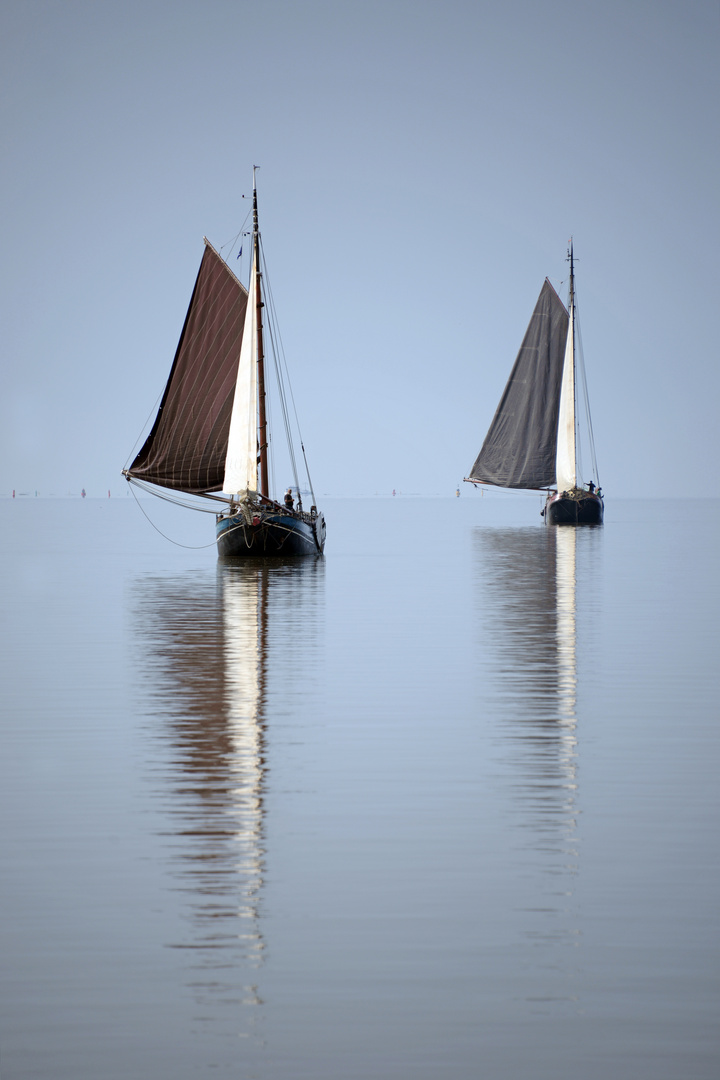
[284, 488, 294, 510]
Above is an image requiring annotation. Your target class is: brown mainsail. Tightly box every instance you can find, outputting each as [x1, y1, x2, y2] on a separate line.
[128, 242, 248, 494]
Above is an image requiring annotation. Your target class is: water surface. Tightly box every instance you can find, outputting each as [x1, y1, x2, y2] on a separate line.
[1, 496, 718, 1078]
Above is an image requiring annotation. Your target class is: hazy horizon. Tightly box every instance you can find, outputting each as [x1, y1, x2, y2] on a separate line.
[2, 0, 718, 500]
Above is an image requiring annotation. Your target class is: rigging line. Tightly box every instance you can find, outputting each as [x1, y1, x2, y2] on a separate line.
[260, 267, 301, 493]
[573, 306, 585, 482]
[574, 304, 600, 485]
[263, 358, 276, 496]
[123, 388, 166, 471]
[127, 482, 219, 548]
[258, 241, 304, 445]
[265, 313, 300, 491]
[463, 480, 550, 497]
[261, 265, 298, 476]
[263, 295, 294, 458]
[265, 314, 296, 481]
[299, 443, 317, 508]
[266, 390, 277, 500]
[125, 476, 224, 512]
[219, 207, 253, 260]
[259, 237, 317, 505]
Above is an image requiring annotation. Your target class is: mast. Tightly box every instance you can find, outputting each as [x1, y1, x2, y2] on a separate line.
[568, 241, 577, 481]
[253, 168, 270, 499]
[555, 241, 577, 491]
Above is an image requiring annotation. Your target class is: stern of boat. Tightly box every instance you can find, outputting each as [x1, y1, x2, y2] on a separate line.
[216, 500, 326, 556]
[543, 487, 604, 526]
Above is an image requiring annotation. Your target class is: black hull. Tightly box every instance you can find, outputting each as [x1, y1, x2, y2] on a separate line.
[544, 492, 603, 526]
[216, 508, 326, 557]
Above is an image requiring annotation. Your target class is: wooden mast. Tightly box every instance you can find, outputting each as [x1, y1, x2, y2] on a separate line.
[253, 168, 270, 499]
[568, 239, 577, 484]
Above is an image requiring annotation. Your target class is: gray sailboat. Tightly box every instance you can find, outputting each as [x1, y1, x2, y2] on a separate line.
[465, 243, 603, 525]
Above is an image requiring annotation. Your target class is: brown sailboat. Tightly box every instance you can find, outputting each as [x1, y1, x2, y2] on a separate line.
[123, 170, 326, 555]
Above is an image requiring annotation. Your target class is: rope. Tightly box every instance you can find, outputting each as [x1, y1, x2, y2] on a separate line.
[264, 302, 300, 491]
[127, 481, 219, 548]
[463, 480, 551, 498]
[218, 207, 253, 268]
[123, 390, 165, 472]
[125, 476, 223, 512]
[260, 242, 300, 492]
[574, 297, 601, 488]
[259, 236, 317, 508]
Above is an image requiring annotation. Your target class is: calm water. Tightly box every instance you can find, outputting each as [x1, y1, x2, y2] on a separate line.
[1, 496, 718, 1079]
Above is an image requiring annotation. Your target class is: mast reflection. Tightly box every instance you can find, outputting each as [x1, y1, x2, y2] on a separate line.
[131, 556, 324, 1004]
[475, 526, 581, 944]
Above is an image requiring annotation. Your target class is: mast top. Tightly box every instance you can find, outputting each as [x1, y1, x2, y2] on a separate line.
[251, 166, 260, 237]
[567, 238, 575, 308]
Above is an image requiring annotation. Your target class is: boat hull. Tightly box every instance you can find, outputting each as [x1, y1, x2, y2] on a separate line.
[544, 491, 603, 526]
[216, 508, 326, 556]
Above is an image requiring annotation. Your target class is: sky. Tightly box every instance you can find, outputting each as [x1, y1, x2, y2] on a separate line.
[1, 0, 718, 499]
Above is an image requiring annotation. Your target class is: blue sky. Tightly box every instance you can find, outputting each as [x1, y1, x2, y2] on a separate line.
[1, 0, 718, 498]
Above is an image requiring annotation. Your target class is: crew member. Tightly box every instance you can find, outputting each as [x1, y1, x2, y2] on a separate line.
[284, 488, 294, 510]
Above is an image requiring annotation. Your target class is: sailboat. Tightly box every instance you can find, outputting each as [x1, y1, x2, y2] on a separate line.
[123, 170, 326, 556]
[465, 243, 603, 525]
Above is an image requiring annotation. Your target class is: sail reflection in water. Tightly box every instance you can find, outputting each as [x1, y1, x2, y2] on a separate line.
[475, 526, 597, 960]
[219, 564, 265, 962]
[130, 558, 324, 1017]
[555, 527, 578, 727]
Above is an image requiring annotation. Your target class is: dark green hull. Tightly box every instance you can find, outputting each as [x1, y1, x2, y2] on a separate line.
[216, 507, 326, 556]
[544, 491, 603, 526]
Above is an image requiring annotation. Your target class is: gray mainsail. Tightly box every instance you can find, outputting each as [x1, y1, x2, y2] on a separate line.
[468, 279, 568, 490]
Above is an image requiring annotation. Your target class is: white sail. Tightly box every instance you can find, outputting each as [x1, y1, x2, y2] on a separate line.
[223, 252, 258, 496]
[555, 298, 576, 491]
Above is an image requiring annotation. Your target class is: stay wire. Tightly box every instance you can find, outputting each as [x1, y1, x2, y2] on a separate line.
[259, 236, 318, 507]
[126, 478, 221, 549]
[574, 298, 600, 486]
[259, 237, 309, 499]
[219, 206, 253, 265]
[265, 310, 300, 490]
[260, 241, 298, 482]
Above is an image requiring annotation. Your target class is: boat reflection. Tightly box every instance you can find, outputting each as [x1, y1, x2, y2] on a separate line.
[130, 556, 324, 1012]
[474, 526, 585, 951]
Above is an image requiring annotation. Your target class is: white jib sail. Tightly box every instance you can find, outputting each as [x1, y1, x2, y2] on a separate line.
[223, 253, 258, 496]
[555, 299, 576, 491]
